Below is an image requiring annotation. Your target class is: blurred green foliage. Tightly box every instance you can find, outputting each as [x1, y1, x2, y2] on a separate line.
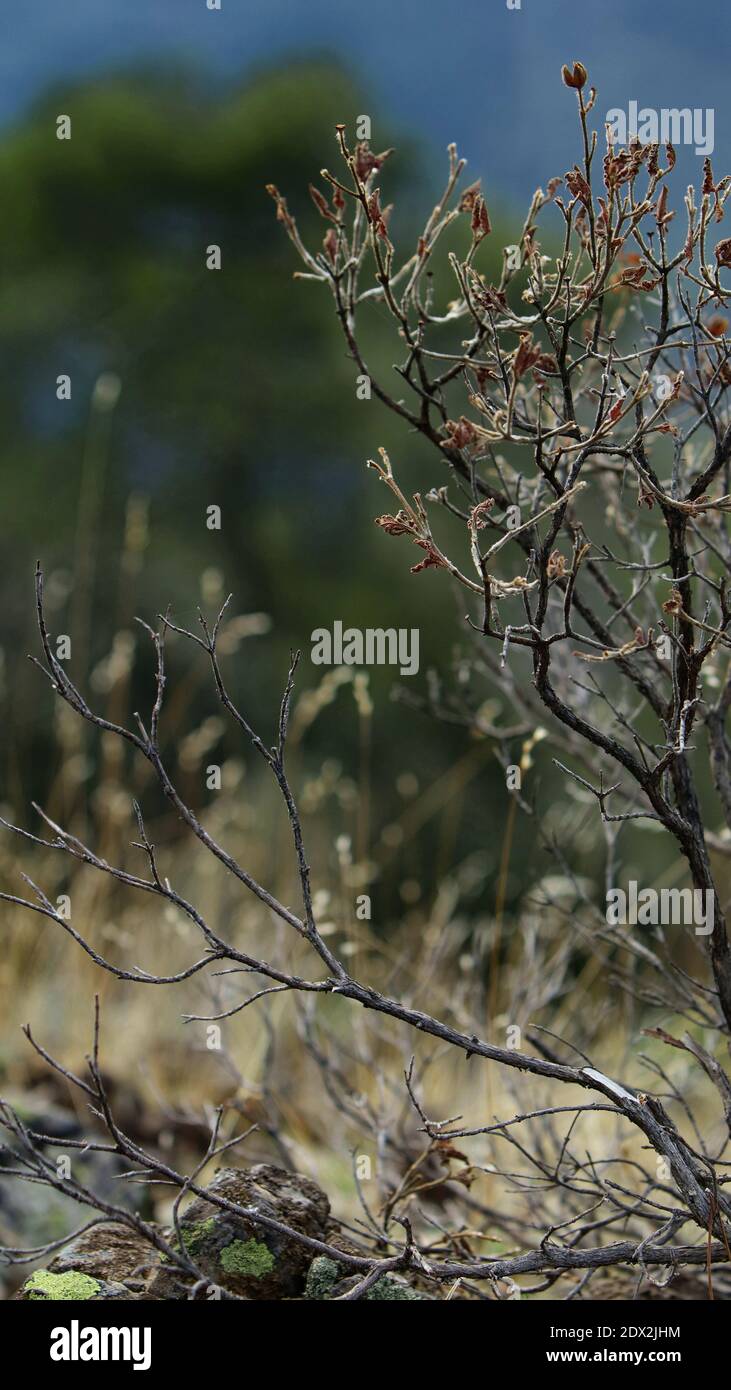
[0, 63, 505, 880]
[0, 63, 387, 591]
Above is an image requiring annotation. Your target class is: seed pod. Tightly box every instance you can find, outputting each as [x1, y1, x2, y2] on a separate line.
[561, 61, 588, 90]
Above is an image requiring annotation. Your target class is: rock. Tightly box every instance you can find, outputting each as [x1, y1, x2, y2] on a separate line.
[49, 1222, 157, 1288]
[11, 1172, 437, 1301]
[0, 1094, 141, 1300]
[17, 1269, 136, 1301]
[15, 1222, 158, 1301]
[148, 1164, 330, 1299]
[1, 1092, 81, 1144]
[305, 1254, 429, 1301]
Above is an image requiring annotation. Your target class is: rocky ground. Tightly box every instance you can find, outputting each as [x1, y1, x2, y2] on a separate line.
[13, 1164, 430, 1301]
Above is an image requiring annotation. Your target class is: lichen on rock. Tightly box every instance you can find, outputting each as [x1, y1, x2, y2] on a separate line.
[304, 1256, 342, 1300]
[14, 1220, 161, 1300]
[148, 1164, 330, 1300]
[12, 1168, 434, 1300]
[18, 1267, 136, 1301]
[25, 1270, 101, 1301]
[220, 1237, 275, 1278]
[182, 1217, 216, 1251]
[305, 1253, 429, 1301]
[162, 1216, 218, 1261]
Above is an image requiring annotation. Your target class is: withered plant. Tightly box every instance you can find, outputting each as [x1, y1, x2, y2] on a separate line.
[4, 63, 731, 1299]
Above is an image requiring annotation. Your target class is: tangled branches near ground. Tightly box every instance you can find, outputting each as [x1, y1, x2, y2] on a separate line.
[0, 556, 730, 1299]
[4, 61, 731, 1299]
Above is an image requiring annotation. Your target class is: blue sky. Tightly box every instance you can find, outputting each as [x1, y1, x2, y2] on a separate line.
[3, 1, 729, 206]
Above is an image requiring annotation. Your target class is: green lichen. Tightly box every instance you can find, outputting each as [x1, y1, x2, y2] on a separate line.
[305, 1255, 426, 1301]
[25, 1269, 101, 1301]
[305, 1256, 341, 1299]
[220, 1238, 275, 1278]
[181, 1217, 216, 1252]
[366, 1277, 425, 1301]
[160, 1216, 217, 1262]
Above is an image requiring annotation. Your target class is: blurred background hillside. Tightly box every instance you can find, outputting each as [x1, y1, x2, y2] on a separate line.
[0, 1, 729, 1290]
